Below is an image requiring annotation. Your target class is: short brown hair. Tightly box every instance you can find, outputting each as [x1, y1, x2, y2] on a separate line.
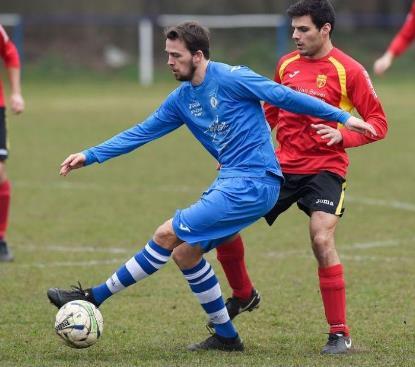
[165, 21, 210, 59]
[287, 0, 336, 35]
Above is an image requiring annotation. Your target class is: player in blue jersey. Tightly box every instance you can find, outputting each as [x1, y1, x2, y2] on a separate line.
[47, 21, 376, 352]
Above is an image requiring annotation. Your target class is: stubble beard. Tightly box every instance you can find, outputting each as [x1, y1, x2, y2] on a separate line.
[176, 62, 197, 82]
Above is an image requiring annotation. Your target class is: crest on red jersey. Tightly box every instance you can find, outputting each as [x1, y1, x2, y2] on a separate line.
[316, 74, 327, 88]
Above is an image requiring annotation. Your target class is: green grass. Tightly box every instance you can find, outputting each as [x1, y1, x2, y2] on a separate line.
[0, 75, 414, 367]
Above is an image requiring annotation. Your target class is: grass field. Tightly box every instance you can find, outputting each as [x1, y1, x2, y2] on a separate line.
[0, 74, 414, 367]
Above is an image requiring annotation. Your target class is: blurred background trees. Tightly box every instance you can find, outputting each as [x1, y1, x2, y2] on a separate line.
[1, 0, 414, 81]
[1, 0, 413, 14]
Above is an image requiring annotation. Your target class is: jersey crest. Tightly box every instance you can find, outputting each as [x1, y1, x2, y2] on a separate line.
[316, 74, 327, 88]
[210, 96, 218, 109]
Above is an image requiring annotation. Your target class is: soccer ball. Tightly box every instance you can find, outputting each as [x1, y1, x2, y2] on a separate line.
[54, 300, 104, 348]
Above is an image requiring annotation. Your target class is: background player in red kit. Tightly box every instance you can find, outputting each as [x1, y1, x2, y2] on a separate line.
[212, 0, 388, 354]
[0, 25, 25, 261]
[374, 1, 415, 75]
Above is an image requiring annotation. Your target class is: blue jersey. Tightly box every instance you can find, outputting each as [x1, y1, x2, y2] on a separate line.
[83, 61, 350, 179]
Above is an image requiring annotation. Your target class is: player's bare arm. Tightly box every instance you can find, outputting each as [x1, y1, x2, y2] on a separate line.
[8, 68, 25, 114]
[59, 153, 86, 176]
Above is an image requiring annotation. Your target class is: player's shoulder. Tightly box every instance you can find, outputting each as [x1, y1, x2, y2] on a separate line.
[279, 50, 301, 64]
[209, 61, 253, 85]
[275, 51, 301, 73]
[330, 48, 366, 74]
[210, 61, 250, 76]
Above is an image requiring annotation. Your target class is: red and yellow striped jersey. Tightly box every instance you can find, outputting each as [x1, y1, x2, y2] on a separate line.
[0, 25, 20, 107]
[264, 47, 387, 178]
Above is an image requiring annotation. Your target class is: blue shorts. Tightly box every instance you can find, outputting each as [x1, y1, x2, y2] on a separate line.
[172, 175, 281, 252]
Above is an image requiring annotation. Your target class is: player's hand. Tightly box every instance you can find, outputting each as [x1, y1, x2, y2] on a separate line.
[10, 93, 24, 114]
[311, 124, 343, 146]
[60, 153, 86, 176]
[344, 116, 377, 136]
[373, 52, 394, 76]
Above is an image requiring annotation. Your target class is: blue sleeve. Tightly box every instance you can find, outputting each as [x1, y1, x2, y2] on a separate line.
[224, 66, 351, 124]
[83, 92, 183, 165]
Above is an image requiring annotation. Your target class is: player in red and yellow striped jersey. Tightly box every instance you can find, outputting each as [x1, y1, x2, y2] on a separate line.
[0, 24, 25, 261]
[265, 45, 386, 178]
[374, 1, 415, 75]
[213, 0, 387, 354]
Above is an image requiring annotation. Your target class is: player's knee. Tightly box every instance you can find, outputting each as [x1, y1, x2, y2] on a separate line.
[311, 232, 335, 259]
[153, 219, 180, 250]
[312, 232, 331, 251]
[312, 232, 327, 246]
[0, 162, 7, 183]
[172, 244, 203, 270]
[172, 246, 188, 268]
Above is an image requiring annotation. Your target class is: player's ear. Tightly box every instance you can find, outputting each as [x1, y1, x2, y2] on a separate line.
[193, 50, 204, 63]
[321, 23, 331, 37]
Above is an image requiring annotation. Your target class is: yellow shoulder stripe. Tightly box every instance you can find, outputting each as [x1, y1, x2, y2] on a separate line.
[278, 54, 300, 81]
[328, 56, 354, 113]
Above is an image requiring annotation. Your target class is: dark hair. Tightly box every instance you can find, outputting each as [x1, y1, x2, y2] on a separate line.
[165, 21, 210, 59]
[287, 0, 336, 35]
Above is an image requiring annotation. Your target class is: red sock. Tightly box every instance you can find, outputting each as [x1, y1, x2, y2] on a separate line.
[216, 235, 254, 300]
[318, 264, 350, 336]
[0, 180, 11, 239]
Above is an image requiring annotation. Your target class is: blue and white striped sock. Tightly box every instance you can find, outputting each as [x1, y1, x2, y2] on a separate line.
[182, 258, 237, 339]
[92, 239, 171, 305]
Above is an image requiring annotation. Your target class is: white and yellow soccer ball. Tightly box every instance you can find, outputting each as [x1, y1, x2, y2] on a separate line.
[54, 300, 104, 348]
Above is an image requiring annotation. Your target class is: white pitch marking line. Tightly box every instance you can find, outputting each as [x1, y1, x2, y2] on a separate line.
[14, 244, 130, 254]
[347, 196, 415, 212]
[264, 237, 415, 259]
[16, 259, 126, 268]
[347, 238, 413, 249]
[13, 180, 415, 212]
[340, 254, 413, 263]
[263, 249, 306, 259]
[10, 236, 415, 269]
[13, 181, 201, 194]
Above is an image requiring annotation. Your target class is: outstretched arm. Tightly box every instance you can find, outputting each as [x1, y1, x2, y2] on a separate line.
[373, 2, 415, 75]
[59, 116, 182, 176]
[227, 66, 376, 137]
[59, 92, 184, 176]
[266, 84, 376, 136]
